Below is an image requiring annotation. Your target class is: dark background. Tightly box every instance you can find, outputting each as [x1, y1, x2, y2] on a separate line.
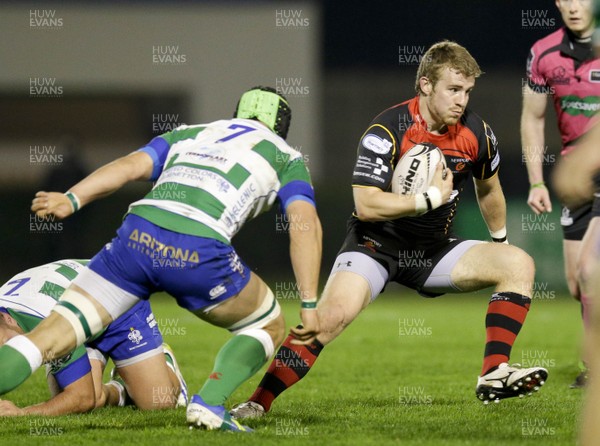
[322, 0, 560, 70]
[0, 0, 568, 289]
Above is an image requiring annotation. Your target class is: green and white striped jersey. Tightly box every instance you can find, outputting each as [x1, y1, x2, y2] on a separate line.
[130, 118, 314, 244]
[0, 260, 90, 381]
[0, 259, 88, 328]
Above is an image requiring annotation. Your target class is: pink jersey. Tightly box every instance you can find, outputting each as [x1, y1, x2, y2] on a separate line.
[527, 27, 600, 153]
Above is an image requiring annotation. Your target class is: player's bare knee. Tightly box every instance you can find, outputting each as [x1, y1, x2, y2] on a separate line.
[153, 392, 178, 410]
[509, 248, 535, 283]
[79, 393, 96, 413]
[578, 257, 595, 297]
[317, 302, 348, 343]
[319, 304, 346, 330]
[566, 272, 581, 300]
[137, 396, 175, 410]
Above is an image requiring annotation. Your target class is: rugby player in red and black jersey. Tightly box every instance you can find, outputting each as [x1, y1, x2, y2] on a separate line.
[521, 0, 599, 388]
[232, 41, 548, 418]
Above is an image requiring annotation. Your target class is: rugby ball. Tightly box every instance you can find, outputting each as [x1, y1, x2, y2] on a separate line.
[391, 143, 446, 195]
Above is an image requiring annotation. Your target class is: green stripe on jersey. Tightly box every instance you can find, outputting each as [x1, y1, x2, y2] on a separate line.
[162, 126, 206, 146]
[129, 205, 229, 244]
[149, 182, 225, 219]
[251, 140, 289, 181]
[7, 308, 43, 332]
[280, 158, 312, 186]
[53, 264, 79, 282]
[38, 281, 66, 301]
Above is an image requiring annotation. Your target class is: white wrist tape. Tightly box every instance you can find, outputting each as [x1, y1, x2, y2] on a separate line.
[415, 186, 442, 215]
[490, 227, 508, 244]
[490, 227, 507, 240]
[64, 191, 81, 213]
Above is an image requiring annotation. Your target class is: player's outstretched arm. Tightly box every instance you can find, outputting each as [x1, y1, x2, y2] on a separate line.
[285, 199, 322, 345]
[521, 85, 552, 214]
[31, 151, 154, 220]
[474, 175, 508, 243]
[553, 121, 600, 209]
[353, 163, 453, 221]
[0, 371, 95, 416]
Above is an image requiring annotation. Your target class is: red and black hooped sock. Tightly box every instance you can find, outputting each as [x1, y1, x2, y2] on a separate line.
[481, 292, 531, 376]
[249, 327, 323, 412]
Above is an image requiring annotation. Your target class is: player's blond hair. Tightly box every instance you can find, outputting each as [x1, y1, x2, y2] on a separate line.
[415, 41, 482, 94]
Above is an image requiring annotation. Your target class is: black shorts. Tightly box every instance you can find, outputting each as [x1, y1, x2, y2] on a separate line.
[593, 194, 600, 218]
[337, 218, 466, 296]
[561, 203, 592, 241]
[561, 173, 600, 239]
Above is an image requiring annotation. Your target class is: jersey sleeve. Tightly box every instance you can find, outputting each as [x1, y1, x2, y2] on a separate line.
[352, 123, 397, 190]
[137, 135, 171, 182]
[48, 345, 92, 390]
[277, 158, 315, 212]
[526, 43, 551, 94]
[473, 120, 500, 180]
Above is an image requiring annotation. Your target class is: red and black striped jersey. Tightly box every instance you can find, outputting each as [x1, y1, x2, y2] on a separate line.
[351, 96, 499, 239]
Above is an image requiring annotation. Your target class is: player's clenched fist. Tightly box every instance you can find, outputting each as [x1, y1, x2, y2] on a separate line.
[31, 191, 75, 220]
[290, 307, 320, 346]
[0, 399, 25, 416]
[430, 163, 454, 204]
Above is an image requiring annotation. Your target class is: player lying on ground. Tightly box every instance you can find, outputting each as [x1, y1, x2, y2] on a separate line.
[0, 86, 322, 433]
[0, 259, 186, 416]
[232, 41, 548, 419]
[521, 0, 600, 388]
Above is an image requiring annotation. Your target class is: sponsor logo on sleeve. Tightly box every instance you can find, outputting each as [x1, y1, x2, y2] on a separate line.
[491, 152, 500, 171]
[484, 124, 498, 149]
[353, 155, 387, 183]
[590, 70, 600, 83]
[361, 133, 392, 154]
[373, 157, 389, 176]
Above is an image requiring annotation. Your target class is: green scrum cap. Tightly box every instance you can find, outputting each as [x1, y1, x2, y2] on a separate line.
[234, 86, 292, 139]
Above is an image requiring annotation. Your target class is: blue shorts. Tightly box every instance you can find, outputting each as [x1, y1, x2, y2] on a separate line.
[87, 300, 163, 366]
[88, 214, 251, 312]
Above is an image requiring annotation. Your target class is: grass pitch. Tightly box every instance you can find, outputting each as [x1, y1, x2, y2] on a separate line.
[0, 289, 584, 445]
